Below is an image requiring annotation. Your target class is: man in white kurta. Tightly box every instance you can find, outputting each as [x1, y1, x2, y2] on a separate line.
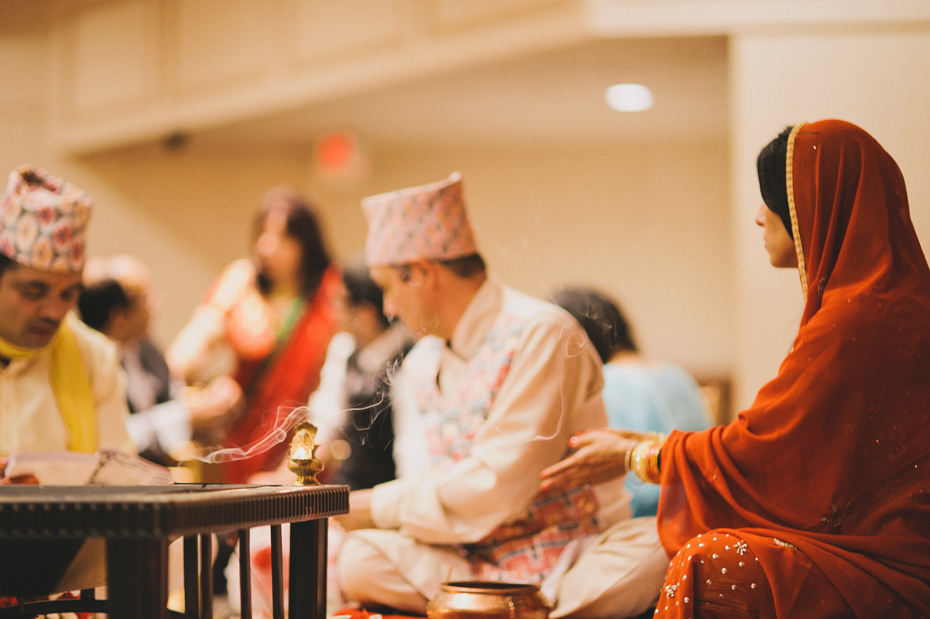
[335, 173, 668, 618]
[0, 165, 131, 462]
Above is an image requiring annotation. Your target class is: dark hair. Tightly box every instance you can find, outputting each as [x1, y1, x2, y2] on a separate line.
[342, 258, 389, 329]
[78, 278, 130, 332]
[254, 187, 331, 298]
[551, 287, 637, 363]
[392, 253, 486, 283]
[437, 253, 486, 279]
[0, 254, 18, 280]
[757, 126, 794, 239]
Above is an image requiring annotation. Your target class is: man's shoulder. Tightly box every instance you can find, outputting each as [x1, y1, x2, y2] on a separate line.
[499, 284, 577, 330]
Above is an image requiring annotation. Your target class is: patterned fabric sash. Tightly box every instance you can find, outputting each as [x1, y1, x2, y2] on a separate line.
[407, 308, 600, 583]
[464, 483, 600, 583]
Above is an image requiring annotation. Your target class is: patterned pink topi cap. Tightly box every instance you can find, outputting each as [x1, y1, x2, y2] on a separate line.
[362, 172, 478, 267]
[0, 165, 93, 272]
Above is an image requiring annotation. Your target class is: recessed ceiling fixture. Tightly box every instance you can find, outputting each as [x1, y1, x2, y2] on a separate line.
[605, 83, 654, 112]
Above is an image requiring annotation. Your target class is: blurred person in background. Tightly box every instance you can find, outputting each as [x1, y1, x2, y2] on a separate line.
[551, 287, 711, 517]
[227, 258, 416, 618]
[309, 256, 415, 490]
[79, 254, 242, 466]
[167, 186, 339, 483]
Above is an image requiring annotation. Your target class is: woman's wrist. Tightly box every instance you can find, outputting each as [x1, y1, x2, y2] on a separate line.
[627, 434, 667, 484]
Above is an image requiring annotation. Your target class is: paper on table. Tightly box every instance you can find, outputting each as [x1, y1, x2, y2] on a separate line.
[4, 451, 97, 485]
[4, 449, 174, 485]
[90, 449, 174, 485]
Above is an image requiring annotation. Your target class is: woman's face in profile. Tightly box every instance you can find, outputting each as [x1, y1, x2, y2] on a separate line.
[755, 203, 798, 269]
[254, 209, 302, 286]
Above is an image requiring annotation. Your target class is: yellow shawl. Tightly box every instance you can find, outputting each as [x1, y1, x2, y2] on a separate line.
[0, 319, 97, 452]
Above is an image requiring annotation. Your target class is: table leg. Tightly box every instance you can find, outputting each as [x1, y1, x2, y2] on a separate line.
[271, 524, 284, 619]
[200, 533, 213, 619]
[239, 529, 252, 619]
[106, 537, 168, 619]
[289, 519, 328, 619]
[184, 535, 200, 615]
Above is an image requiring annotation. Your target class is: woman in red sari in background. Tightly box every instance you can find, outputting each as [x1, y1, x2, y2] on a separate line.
[542, 120, 930, 617]
[168, 187, 338, 483]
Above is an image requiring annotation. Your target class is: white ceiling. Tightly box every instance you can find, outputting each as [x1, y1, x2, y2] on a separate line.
[194, 36, 729, 150]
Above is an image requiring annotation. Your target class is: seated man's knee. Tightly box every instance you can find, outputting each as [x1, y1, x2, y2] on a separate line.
[337, 534, 383, 602]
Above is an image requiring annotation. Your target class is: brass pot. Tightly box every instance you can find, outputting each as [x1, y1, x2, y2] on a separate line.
[427, 581, 551, 619]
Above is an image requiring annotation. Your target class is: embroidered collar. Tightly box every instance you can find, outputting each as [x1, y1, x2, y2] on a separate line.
[447, 273, 504, 361]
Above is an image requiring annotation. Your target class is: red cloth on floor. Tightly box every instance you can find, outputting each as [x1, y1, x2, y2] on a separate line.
[333, 607, 425, 619]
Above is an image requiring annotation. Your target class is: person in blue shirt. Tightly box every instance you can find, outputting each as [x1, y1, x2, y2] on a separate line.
[551, 287, 711, 517]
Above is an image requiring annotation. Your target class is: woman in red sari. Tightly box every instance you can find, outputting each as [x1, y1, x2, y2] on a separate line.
[542, 120, 930, 617]
[168, 187, 339, 483]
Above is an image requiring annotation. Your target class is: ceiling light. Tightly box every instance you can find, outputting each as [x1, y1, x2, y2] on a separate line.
[605, 83, 654, 112]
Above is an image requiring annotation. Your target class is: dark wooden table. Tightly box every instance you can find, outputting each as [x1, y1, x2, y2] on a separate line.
[0, 484, 349, 619]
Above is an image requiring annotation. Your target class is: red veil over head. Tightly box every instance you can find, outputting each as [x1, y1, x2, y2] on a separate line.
[658, 120, 930, 615]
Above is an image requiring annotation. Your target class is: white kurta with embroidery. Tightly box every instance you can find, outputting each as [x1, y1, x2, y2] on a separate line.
[371, 275, 630, 541]
[0, 313, 133, 456]
[339, 277, 670, 617]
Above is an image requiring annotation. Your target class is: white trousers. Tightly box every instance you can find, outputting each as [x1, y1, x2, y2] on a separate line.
[337, 516, 669, 618]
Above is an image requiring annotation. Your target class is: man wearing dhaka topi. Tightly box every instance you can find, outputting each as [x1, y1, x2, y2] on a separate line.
[335, 172, 668, 618]
[0, 165, 132, 465]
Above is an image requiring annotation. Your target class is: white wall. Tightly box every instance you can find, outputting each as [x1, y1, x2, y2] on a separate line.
[729, 26, 930, 410]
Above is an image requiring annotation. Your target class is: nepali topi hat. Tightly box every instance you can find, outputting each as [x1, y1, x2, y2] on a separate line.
[362, 172, 478, 267]
[0, 164, 93, 272]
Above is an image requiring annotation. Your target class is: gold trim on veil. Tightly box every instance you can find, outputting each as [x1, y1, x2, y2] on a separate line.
[786, 122, 809, 302]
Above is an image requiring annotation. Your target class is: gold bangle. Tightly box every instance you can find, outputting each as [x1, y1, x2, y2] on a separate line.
[630, 435, 666, 484]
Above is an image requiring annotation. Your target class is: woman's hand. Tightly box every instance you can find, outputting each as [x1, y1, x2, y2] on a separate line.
[540, 428, 647, 491]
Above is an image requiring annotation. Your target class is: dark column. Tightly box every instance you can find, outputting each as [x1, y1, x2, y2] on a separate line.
[289, 519, 328, 619]
[200, 534, 213, 619]
[184, 535, 200, 616]
[271, 524, 284, 619]
[106, 537, 168, 619]
[238, 529, 253, 619]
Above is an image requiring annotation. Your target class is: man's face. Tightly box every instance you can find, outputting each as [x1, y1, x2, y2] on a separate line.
[368, 264, 438, 338]
[114, 283, 153, 343]
[0, 264, 83, 349]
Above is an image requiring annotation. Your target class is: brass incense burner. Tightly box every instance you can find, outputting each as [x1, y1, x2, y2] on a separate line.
[287, 421, 324, 485]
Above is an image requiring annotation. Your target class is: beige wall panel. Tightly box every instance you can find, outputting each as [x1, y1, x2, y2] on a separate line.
[71, 0, 151, 111]
[170, 0, 269, 91]
[290, 0, 403, 63]
[434, 0, 566, 29]
[729, 26, 930, 412]
[0, 20, 52, 210]
[586, 0, 930, 36]
[0, 31, 48, 103]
